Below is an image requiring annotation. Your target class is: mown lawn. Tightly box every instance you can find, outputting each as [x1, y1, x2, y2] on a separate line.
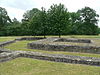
[0, 37, 15, 42]
[0, 35, 100, 42]
[0, 58, 100, 75]
[1, 35, 100, 75]
[4, 40, 100, 58]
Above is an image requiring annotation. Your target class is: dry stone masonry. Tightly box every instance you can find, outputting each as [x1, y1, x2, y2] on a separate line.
[0, 40, 15, 47]
[0, 37, 100, 66]
[0, 49, 100, 66]
[15, 37, 45, 41]
[54, 38, 92, 43]
[0, 37, 45, 47]
[28, 37, 100, 54]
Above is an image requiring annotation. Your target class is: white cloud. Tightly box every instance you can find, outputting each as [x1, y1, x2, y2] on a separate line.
[6, 7, 25, 21]
[0, 0, 100, 26]
[0, 5, 25, 21]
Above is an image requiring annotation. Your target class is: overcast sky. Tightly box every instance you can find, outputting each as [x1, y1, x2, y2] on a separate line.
[0, 0, 100, 26]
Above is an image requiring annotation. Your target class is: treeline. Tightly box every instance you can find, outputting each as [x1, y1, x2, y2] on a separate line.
[0, 3, 99, 37]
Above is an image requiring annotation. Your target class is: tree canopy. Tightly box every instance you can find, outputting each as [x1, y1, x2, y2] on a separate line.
[77, 7, 99, 35]
[0, 4, 99, 37]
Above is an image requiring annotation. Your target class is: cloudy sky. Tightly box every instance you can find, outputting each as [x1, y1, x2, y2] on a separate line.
[0, 0, 100, 26]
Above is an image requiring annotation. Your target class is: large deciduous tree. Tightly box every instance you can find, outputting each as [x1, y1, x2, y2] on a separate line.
[4, 18, 21, 36]
[47, 3, 70, 38]
[0, 7, 11, 26]
[0, 7, 12, 35]
[30, 7, 48, 38]
[77, 7, 99, 35]
[69, 12, 82, 34]
[39, 7, 47, 38]
[22, 8, 41, 36]
[22, 8, 40, 21]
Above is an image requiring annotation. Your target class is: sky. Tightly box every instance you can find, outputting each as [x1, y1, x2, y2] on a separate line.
[0, 0, 100, 26]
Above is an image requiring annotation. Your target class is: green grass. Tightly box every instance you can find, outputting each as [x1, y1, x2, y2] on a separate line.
[0, 58, 100, 75]
[0, 36, 42, 42]
[0, 37, 15, 42]
[0, 35, 100, 42]
[1, 36, 100, 75]
[4, 40, 100, 58]
[47, 35, 100, 38]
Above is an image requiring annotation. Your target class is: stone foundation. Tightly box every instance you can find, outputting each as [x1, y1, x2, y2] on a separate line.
[54, 38, 92, 43]
[0, 37, 45, 47]
[0, 40, 16, 47]
[28, 38, 100, 54]
[0, 50, 100, 66]
[0, 37, 100, 66]
[15, 37, 45, 41]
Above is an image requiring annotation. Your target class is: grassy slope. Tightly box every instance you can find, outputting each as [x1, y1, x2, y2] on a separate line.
[0, 58, 100, 75]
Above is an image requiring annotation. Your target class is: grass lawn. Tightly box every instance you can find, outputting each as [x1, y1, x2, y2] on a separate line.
[0, 35, 100, 42]
[4, 40, 100, 58]
[0, 37, 15, 42]
[1, 35, 100, 75]
[0, 58, 100, 75]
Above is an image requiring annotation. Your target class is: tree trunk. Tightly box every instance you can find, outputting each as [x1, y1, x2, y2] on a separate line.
[44, 35, 46, 38]
[58, 32, 61, 38]
[44, 29, 46, 38]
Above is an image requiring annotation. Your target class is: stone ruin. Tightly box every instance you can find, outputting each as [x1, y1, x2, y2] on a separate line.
[0, 37, 100, 66]
[27, 37, 100, 54]
[0, 49, 100, 66]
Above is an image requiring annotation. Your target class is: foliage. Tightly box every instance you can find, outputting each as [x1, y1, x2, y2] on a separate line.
[77, 7, 99, 35]
[22, 8, 40, 21]
[69, 12, 81, 34]
[0, 7, 12, 36]
[0, 4, 99, 36]
[0, 7, 11, 26]
[47, 4, 70, 37]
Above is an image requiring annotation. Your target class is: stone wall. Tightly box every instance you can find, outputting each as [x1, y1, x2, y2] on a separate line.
[15, 37, 45, 41]
[28, 38, 100, 54]
[28, 43, 100, 53]
[54, 38, 92, 43]
[1, 37, 100, 66]
[0, 37, 45, 47]
[0, 40, 16, 47]
[0, 51, 21, 62]
[0, 50, 100, 66]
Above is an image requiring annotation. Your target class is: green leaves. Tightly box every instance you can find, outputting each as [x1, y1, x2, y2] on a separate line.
[0, 4, 99, 36]
[0, 7, 11, 26]
[77, 7, 99, 35]
[47, 4, 70, 37]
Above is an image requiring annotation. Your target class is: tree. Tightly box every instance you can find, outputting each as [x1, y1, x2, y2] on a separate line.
[21, 21, 31, 35]
[0, 7, 12, 35]
[39, 7, 47, 38]
[12, 18, 20, 24]
[22, 8, 40, 21]
[29, 12, 41, 36]
[22, 8, 41, 36]
[29, 7, 48, 38]
[47, 3, 70, 38]
[77, 7, 99, 35]
[0, 7, 11, 26]
[4, 18, 21, 36]
[69, 12, 82, 34]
